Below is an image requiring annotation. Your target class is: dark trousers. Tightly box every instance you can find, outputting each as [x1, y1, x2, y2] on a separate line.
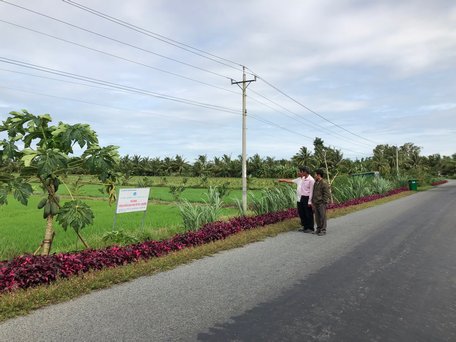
[314, 203, 327, 232]
[297, 196, 314, 230]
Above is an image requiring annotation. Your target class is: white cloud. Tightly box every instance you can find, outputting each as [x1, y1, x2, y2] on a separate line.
[0, 0, 455, 160]
[419, 103, 456, 111]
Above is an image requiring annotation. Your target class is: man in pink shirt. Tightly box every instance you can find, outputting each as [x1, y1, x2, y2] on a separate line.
[299, 166, 315, 233]
[279, 166, 315, 233]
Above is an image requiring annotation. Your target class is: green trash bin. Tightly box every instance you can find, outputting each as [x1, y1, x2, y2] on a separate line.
[408, 179, 418, 191]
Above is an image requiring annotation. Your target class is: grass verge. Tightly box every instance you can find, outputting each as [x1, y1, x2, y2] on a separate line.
[0, 190, 412, 322]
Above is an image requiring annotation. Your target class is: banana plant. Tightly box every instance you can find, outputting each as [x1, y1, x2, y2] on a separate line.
[0, 110, 119, 255]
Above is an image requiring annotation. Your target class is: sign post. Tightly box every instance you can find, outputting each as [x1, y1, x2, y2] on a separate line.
[112, 188, 150, 231]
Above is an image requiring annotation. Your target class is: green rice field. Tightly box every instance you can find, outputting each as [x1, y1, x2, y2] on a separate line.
[0, 179, 265, 260]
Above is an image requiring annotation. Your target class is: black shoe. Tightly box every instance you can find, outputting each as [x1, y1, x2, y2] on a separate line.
[317, 231, 326, 236]
[303, 229, 314, 233]
[297, 227, 305, 232]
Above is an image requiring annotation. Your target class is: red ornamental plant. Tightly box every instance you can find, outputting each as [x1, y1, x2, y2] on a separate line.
[327, 187, 408, 210]
[0, 187, 410, 293]
[430, 180, 447, 186]
[0, 209, 297, 292]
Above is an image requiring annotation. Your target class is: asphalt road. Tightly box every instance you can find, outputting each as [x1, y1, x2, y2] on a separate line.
[1, 181, 455, 341]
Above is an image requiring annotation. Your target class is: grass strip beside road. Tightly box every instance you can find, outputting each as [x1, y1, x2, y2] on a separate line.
[0, 191, 412, 322]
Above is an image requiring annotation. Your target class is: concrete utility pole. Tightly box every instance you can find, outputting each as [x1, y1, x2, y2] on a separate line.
[396, 146, 399, 177]
[231, 66, 256, 212]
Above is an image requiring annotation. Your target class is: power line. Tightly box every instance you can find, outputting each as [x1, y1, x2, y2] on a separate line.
[249, 114, 371, 157]
[0, 0, 233, 80]
[246, 67, 378, 145]
[0, 0, 374, 157]
[0, 19, 240, 96]
[249, 114, 314, 140]
[0, 67, 120, 92]
[62, 0, 243, 71]
[248, 89, 371, 148]
[0, 84, 220, 124]
[0, 67, 369, 157]
[0, 57, 239, 114]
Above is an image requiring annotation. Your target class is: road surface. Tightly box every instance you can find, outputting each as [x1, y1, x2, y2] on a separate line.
[1, 180, 455, 341]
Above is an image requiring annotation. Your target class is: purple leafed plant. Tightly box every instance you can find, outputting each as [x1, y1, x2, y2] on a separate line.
[430, 180, 447, 186]
[0, 187, 409, 293]
[327, 187, 408, 209]
[0, 209, 296, 292]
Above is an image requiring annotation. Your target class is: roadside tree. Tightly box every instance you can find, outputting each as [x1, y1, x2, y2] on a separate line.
[0, 110, 119, 255]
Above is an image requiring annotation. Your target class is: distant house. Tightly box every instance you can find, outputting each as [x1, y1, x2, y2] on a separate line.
[350, 171, 380, 178]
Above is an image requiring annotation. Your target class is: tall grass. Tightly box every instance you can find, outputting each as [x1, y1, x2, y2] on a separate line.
[249, 185, 295, 215]
[0, 194, 238, 259]
[371, 177, 394, 194]
[177, 186, 225, 231]
[333, 176, 397, 202]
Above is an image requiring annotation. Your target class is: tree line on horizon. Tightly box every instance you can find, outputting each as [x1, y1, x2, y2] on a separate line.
[76, 138, 456, 180]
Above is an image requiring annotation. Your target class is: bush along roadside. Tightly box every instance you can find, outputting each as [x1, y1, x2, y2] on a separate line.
[0, 209, 296, 293]
[0, 187, 410, 293]
[430, 180, 448, 186]
[327, 187, 408, 209]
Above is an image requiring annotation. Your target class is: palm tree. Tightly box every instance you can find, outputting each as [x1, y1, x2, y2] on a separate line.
[248, 154, 264, 177]
[292, 146, 312, 167]
[173, 155, 189, 175]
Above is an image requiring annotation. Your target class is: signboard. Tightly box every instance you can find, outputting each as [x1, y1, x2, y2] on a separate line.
[116, 188, 150, 214]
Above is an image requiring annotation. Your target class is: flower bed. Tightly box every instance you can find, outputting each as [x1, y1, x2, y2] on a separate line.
[0, 187, 409, 293]
[0, 210, 297, 292]
[431, 180, 447, 186]
[327, 187, 408, 209]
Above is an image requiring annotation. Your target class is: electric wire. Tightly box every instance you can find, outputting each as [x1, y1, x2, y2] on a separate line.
[0, 19, 240, 96]
[0, 1, 375, 157]
[0, 19, 367, 153]
[0, 67, 369, 157]
[249, 112, 370, 157]
[248, 89, 371, 148]
[62, 0, 243, 71]
[0, 0, 233, 80]
[0, 67, 121, 92]
[0, 85, 220, 124]
[246, 67, 378, 145]
[0, 57, 239, 114]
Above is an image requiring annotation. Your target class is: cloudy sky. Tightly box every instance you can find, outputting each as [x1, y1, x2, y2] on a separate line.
[1, 0, 455, 162]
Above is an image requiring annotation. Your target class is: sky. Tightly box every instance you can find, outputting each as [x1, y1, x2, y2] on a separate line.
[0, 0, 455, 162]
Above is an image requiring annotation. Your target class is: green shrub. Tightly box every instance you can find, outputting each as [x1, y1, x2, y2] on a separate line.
[101, 230, 139, 245]
[249, 185, 295, 215]
[177, 186, 224, 231]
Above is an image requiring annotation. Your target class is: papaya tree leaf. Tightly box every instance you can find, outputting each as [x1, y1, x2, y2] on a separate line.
[11, 178, 33, 205]
[35, 148, 69, 177]
[0, 184, 9, 205]
[56, 200, 94, 232]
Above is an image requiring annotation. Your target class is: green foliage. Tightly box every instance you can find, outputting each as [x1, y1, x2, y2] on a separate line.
[137, 176, 153, 188]
[82, 145, 120, 182]
[0, 110, 120, 254]
[333, 177, 371, 202]
[249, 185, 295, 215]
[203, 186, 223, 221]
[371, 177, 394, 194]
[101, 230, 139, 245]
[67, 175, 86, 196]
[169, 184, 187, 201]
[233, 198, 246, 217]
[177, 186, 225, 231]
[11, 178, 33, 205]
[56, 200, 94, 232]
[177, 200, 204, 231]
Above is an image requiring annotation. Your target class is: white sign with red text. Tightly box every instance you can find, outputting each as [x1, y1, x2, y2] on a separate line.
[116, 188, 150, 214]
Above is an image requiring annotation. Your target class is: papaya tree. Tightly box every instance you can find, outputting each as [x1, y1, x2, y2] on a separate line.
[0, 110, 119, 255]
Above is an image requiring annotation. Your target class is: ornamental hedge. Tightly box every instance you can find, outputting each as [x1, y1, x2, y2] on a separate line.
[0, 187, 409, 293]
[431, 180, 448, 186]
